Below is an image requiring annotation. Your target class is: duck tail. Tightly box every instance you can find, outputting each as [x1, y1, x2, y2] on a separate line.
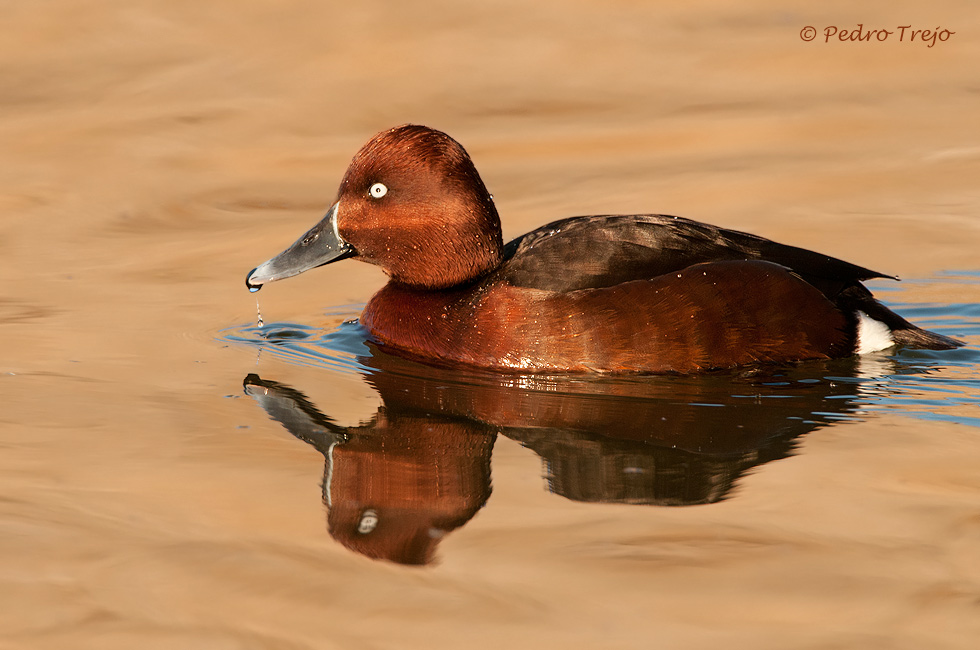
[890, 325, 964, 350]
[837, 284, 964, 351]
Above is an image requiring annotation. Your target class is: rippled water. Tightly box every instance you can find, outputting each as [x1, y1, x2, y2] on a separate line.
[6, 2, 980, 646]
[218, 273, 979, 565]
[223, 274, 980, 420]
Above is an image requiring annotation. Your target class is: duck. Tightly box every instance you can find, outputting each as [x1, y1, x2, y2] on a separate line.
[245, 124, 962, 374]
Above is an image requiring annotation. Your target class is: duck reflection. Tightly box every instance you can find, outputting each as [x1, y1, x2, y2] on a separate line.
[243, 343, 888, 565]
[244, 374, 495, 566]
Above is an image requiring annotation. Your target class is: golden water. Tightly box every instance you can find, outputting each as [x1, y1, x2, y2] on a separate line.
[2, 1, 979, 648]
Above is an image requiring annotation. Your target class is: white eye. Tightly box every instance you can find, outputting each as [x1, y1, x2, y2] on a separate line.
[357, 509, 379, 534]
[369, 182, 387, 199]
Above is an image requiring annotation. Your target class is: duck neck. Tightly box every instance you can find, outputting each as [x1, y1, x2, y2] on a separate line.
[386, 199, 504, 290]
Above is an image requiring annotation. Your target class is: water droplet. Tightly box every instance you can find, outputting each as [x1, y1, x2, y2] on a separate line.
[256, 297, 264, 328]
[245, 268, 262, 292]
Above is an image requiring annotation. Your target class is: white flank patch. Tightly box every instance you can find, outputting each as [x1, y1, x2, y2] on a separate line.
[855, 311, 894, 354]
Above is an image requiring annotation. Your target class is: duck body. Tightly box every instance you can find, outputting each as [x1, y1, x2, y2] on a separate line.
[246, 125, 962, 374]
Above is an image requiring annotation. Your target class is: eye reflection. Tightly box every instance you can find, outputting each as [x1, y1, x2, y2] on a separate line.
[357, 509, 379, 534]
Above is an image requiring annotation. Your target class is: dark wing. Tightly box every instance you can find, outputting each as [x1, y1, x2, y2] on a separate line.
[498, 214, 893, 298]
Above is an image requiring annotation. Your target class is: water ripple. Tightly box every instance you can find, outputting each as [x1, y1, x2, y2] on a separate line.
[219, 273, 980, 428]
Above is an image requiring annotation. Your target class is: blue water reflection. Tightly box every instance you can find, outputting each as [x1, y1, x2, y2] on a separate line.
[219, 273, 978, 564]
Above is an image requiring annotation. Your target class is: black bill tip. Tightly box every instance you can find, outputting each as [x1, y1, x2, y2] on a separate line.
[245, 267, 263, 292]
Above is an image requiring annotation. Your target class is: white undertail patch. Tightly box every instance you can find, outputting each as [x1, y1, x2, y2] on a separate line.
[855, 311, 894, 354]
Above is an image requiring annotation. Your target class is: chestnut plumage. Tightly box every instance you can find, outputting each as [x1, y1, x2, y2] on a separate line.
[247, 124, 962, 373]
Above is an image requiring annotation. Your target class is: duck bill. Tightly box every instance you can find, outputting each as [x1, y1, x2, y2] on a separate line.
[245, 202, 354, 290]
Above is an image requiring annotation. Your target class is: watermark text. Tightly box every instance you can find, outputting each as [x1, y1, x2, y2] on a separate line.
[800, 24, 955, 47]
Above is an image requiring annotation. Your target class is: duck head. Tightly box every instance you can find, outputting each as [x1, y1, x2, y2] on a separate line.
[246, 125, 503, 291]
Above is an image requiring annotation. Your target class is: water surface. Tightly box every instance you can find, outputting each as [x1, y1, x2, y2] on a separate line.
[3, 1, 980, 648]
[220, 282, 980, 564]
